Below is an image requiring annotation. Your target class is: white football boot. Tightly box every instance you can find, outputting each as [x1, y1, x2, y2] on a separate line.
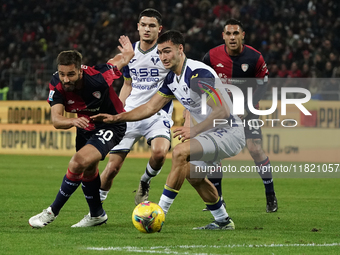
[71, 211, 107, 227]
[29, 207, 57, 228]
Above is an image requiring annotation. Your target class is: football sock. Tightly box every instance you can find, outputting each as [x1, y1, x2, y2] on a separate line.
[141, 161, 162, 183]
[207, 177, 222, 197]
[207, 162, 223, 197]
[99, 189, 109, 202]
[255, 157, 275, 194]
[50, 169, 82, 216]
[158, 185, 179, 215]
[206, 197, 229, 222]
[81, 170, 104, 217]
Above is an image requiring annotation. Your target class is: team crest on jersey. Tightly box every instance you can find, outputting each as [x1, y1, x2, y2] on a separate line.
[92, 91, 101, 99]
[241, 64, 249, 72]
[151, 56, 160, 65]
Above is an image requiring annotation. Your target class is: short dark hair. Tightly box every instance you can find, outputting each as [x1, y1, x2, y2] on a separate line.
[57, 50, 82, 69]
[157, 30, 185, 48]
[139, 8, 162, 25]
[224, 18, 244, 31]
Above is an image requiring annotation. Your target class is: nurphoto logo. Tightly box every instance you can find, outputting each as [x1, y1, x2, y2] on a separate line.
[197, 78, 312, 128]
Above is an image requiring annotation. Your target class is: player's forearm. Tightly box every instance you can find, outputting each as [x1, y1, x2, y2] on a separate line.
[193, 105, 229, 135]
[115, 56, 129, 71]
[52, 116, 75, 129]
[116, 103, 159, 122]
[183, 110, 191, 127]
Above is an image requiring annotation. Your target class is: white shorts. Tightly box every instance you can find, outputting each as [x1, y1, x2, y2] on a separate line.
[191, 125, 245, 167]
[110, 112, 173, 153]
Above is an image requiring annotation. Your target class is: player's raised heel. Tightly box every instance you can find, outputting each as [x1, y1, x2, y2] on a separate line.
[266, 194, 278, 213]
[135, 181, 150, 205]
[71, 211, 108, 227]
[193, 217, 235, 230]
[29, 207, 57, 228]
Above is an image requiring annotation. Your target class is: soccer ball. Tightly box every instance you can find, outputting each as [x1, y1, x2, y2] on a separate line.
[132, 201, 165, 233]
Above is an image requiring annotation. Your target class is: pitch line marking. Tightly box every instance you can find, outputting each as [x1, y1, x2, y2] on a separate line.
[87, 243, 340, 254]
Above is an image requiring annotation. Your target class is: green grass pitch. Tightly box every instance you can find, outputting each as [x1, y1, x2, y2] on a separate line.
[0, 154, 339, 255]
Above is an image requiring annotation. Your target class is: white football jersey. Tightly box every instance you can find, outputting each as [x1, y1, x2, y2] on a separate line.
[123, 41, 172, 115]
[158, 58, 238, 125]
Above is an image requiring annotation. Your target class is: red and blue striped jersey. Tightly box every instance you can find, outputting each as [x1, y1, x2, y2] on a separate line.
[203, 44, 268, 110]
[48, 63, 125, 131]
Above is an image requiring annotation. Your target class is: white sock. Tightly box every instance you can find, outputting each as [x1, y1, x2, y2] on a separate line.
[99, 189, 109, 202]
[141, 162, 162, 183]
[210, 205, 229, 222]
[158, 194, 174, 215]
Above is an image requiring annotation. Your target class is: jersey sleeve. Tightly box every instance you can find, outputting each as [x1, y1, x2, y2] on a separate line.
[122, 65, 131, 79]
[47, 73, 65, 106]
[157, 73, 176, 98]
[189, 68, 216, 96]
[255, 55, 269, 79]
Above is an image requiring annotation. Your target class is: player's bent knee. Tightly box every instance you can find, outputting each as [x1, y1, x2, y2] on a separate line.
[69, 156, 91, 173]
[172, 144, 189, 162]
[104, 162, 121, 178]
[247, 139, 264, 154]
[151, 148, 167, 163]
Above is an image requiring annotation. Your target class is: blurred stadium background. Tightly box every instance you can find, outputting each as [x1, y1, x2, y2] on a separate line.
[0, 0, 339, 162]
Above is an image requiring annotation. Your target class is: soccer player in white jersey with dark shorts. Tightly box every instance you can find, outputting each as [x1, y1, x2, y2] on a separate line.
[99, 9, 173, 205]
[92, 30, 246, 230]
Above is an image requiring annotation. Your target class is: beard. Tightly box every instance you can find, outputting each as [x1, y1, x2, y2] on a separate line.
[62, 81, 76, 92]
[61, 76, 81, 92]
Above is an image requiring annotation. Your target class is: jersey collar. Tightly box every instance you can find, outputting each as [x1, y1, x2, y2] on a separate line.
[176, 57, 187, 83]
[138, 41, 158, 54]
[224, 44, 245, 56]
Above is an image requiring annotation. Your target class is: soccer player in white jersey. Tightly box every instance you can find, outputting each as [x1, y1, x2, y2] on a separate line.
[92, 30, 246, 230]
[99, 9, 173, 205]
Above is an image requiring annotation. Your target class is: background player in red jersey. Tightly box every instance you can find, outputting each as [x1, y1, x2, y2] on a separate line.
[202, 19, 278, 213]
[28, 35, 135, 228]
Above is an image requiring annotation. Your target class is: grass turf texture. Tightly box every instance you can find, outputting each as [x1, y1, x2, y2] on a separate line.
[0, 154, 339, 255]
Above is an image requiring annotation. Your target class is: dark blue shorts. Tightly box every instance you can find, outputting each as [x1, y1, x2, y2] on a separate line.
[76, 123, 126, 160]
[244, 117, 263, 140]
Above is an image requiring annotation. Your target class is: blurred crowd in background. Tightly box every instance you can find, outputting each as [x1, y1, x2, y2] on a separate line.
[0, 0, 340, 100]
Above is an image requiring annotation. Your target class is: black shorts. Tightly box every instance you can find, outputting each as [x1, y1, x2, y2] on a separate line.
[76, 123, 126, 160]
[244, 117, 263, 140]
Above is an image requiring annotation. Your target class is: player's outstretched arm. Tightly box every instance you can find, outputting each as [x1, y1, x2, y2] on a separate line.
[108, 35, 135, 70]
[91, 93, 171, 124]
[51, 104, 89, 129]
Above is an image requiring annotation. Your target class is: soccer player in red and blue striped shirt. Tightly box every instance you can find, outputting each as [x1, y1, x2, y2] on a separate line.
[203, 19, 278, 213]
[29, 35, 135, 228]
